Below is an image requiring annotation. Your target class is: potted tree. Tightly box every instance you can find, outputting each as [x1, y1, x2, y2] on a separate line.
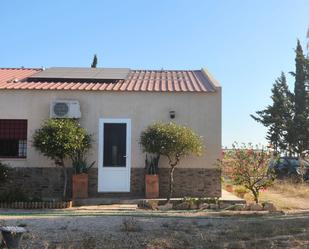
[33, 119, 93, 200]
[72, 159, 95, 199]
[141, 122, 203, 203]
[144, 154, 160, 199]
[69, 126, 94, 199]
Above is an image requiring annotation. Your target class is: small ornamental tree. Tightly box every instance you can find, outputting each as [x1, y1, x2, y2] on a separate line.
[140, 122, 203, 202]
[33, 119, 92, 200]
[221, 143, 275, 203]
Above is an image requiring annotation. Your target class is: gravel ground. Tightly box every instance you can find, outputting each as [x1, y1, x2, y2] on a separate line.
[1, 211, 309, 249]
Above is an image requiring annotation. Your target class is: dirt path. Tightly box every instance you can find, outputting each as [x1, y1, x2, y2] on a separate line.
[1, 211, 309, 248]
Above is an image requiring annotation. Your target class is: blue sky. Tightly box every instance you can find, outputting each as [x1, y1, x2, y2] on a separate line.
[1, 1, 309, 147]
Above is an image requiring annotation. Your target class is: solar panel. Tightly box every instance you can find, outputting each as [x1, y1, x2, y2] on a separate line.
[28, 67, 130, 80]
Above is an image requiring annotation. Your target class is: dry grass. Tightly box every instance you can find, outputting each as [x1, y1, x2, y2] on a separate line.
[8, 214, 309, 248]
[228, 180, 309, 211]
[121, 217, 142, 232]
[269, 180, 309, 199]
[258, 181, 309, 211]
[259, 192, 303, 210]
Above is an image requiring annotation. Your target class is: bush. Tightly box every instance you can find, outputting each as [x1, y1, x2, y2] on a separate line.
[233, 185, 249, 198]
[183, 197, 219, 208]
[0, 162, 10, 183]
[140, 122, 203, 158]
[140, 122, 203, 202]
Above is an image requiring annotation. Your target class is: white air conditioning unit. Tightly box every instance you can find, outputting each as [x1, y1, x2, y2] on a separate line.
[50, 100, 81, 118]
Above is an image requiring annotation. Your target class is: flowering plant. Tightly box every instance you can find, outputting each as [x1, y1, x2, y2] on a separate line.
[220, 143, 275, 203]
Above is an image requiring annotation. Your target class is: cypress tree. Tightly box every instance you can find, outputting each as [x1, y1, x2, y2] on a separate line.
[91, 54, 98, 68]
[252, 40, 309, 161]
[306, 27, 309, 57]
[290, 40, 309, 156]
[251, 73, 292, 154]
[305, 30, 309, 155]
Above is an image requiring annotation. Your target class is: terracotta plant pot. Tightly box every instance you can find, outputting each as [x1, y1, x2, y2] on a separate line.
[145, 174, 159, 199]
[72, 173, 88, 199]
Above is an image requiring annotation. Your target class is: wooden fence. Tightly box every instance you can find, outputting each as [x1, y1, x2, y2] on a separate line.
[0, 201, 72, 209]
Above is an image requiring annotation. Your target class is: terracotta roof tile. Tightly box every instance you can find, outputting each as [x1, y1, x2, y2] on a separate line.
[0, 68, 218, 93]
[63, 82, 76, 90]
[91, 83, 102, 91]
[84, 83, 94, 90]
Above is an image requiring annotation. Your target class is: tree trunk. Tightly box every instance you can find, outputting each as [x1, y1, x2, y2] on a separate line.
[166, 166, 176, 203]
[254, 194, 259, 204]
[299, 153, 304, 183]
[288, 150, 292, 157]
[252, 189, 259, 204]
[62, 165, 67, 201]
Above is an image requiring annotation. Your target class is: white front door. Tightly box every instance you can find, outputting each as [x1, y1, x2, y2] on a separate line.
[98, 119, 131, 192]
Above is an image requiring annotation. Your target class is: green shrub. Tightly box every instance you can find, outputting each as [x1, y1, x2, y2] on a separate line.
[183, 197, 219, 206]
[140, 122, 203, 158]
[233, 185, 249, 198]
[0, 162, 10, 183]
[183, 197, 200, 206]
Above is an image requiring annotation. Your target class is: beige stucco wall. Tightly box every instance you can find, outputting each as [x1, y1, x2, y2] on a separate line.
[0, 89, 221, 169]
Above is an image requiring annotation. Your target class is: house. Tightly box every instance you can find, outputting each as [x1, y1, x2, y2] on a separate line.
[0, 67, 221, 199]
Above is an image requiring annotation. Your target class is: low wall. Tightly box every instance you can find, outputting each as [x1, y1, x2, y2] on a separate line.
[0, 168, 73, 200]
[0, 167, 221, 200]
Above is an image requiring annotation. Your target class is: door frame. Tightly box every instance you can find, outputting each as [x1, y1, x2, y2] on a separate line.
[98, 118, 131, 192]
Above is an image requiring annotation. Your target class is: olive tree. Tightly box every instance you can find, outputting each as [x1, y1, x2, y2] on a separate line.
[33, 119, 92, 200]
[140, 122, 203, 202]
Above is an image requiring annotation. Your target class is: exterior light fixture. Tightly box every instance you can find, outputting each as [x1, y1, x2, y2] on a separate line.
[169, 110, 175, 119]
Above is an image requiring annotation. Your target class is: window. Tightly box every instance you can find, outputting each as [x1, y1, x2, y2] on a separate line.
[103, 123, 127, 167]
[0, 120, 27, 158]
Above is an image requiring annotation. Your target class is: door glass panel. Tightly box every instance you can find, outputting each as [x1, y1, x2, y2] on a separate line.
[103, 123, 126, 167]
